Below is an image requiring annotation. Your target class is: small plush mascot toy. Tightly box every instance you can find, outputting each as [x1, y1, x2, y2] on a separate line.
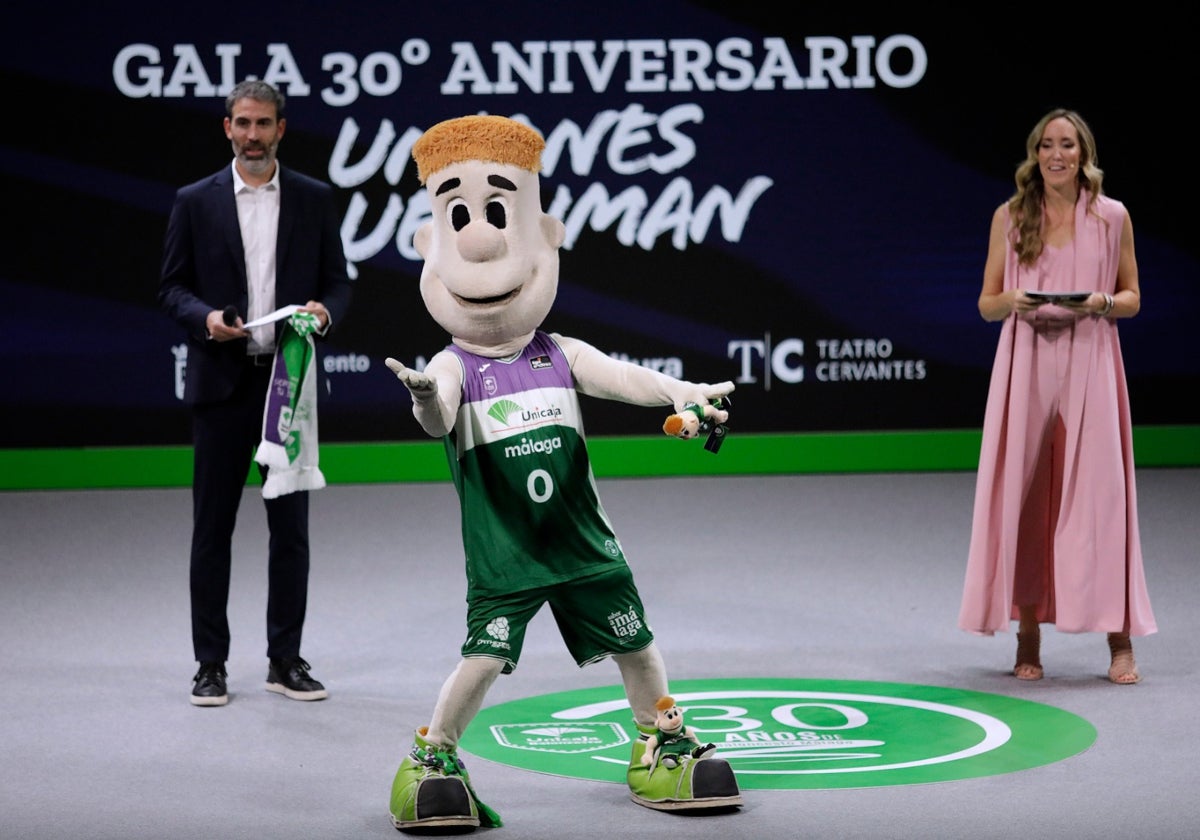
[663, 397, 730, 453]
[384, 113, 740, 832]
[641, 695, 718, 772]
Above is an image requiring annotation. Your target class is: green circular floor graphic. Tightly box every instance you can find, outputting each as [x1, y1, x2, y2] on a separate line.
[458, 678, 1096, 789]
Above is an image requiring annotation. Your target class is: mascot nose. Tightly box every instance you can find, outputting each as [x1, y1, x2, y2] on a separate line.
[456, 221, 506, 263]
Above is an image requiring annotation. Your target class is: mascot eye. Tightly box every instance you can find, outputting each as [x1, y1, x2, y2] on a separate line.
[485, 199, 507, 229]
[449, 202, 471, 232]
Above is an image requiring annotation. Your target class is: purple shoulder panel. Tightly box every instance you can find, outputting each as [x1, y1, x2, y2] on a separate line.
[449, 331, 575, 404]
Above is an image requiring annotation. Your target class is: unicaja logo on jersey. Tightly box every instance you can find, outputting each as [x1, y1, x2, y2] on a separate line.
[487, 398, 564, 428]
[487, 399, 523, 424]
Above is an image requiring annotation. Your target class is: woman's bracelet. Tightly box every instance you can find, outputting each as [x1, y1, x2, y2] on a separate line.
[1099, 293, 1114, 316]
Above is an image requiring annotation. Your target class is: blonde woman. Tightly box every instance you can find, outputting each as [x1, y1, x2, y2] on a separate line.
[958, 108, 1156, 685]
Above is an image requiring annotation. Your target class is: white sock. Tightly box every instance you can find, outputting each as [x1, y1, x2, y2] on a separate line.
[426, 657, 504, 748]
[614, 643, 669, 729]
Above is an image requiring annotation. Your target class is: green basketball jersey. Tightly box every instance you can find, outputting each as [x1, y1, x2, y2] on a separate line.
[445, 332, 628, 598]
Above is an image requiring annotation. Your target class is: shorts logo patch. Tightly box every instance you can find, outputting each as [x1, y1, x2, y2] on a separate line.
[487, 616, 510, 641]
[607, 606, 644, 639]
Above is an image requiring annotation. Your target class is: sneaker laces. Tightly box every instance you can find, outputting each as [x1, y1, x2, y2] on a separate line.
[287, 657, 313, 674]
[194, 663, 226, 682]
[410, 744, 467, 776]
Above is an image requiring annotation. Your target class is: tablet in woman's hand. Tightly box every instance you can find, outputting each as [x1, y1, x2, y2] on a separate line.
[1027, 291, 1089, 304]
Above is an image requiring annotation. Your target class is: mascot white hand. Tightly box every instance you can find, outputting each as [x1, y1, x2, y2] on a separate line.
[384, 357, 437, 401]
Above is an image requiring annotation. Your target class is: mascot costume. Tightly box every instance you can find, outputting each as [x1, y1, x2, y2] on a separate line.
[384, 114, 741, 832]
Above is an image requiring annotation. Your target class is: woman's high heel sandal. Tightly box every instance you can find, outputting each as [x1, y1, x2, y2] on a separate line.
[1014, 629, 1044, 681]
[1107, 633, 1142, 685]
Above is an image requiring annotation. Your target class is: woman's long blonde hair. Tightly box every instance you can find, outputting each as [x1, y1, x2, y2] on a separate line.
[1008, 108, 1105, 266]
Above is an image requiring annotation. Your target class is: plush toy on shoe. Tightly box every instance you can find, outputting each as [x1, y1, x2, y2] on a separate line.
[642, 695, 717, 770]
[383, 114, 741, 832]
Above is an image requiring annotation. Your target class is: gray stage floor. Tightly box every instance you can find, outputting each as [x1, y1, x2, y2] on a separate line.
[2, 468, 1198, 839]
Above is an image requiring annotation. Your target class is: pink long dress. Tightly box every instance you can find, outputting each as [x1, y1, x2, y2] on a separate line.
[958, 190, 1157, 637]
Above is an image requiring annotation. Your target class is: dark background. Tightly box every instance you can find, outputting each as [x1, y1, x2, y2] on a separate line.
[1, 3, 1193, 447]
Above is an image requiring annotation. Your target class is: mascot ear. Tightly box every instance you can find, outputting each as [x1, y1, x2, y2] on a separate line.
[542, 214, 566, 249]
[414, 222, 433, 259]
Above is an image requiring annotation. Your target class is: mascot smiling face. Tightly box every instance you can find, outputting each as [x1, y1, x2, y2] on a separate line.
[411, 115, 566, 357]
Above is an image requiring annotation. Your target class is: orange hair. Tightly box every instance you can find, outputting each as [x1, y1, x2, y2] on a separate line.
[412, 115, 544, 184]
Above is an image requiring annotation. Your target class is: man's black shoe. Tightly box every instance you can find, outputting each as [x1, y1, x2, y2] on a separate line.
[266, 656, 328, 701]
[191, 662, 228, 707]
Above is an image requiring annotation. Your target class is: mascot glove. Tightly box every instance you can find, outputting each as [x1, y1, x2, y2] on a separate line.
[385, 357, 438, 402]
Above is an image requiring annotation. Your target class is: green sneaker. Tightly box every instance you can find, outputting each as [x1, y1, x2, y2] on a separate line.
[627, 725, 743, 812]
[389, 728, 502, 832]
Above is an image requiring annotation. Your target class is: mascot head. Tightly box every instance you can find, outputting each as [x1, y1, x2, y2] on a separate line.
[411, 114, 566, 357]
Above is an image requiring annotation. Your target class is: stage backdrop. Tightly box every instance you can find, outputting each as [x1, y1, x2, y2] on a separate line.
[1, 4, 1195, 455]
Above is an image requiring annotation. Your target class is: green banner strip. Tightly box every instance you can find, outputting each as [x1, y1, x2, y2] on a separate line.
[1, 426, 1196, 491]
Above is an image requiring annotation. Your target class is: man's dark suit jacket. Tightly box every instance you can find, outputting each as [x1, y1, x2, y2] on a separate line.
[158, 162, 354, 405]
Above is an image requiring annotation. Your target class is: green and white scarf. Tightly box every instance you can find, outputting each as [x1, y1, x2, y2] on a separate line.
[255, 311, 326, 499]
